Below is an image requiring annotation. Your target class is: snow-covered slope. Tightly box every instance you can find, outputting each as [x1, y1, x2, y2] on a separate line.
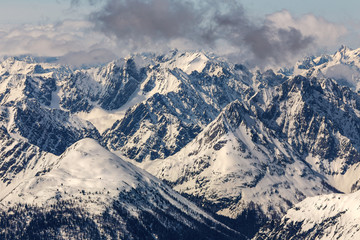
[0, 51, 258, 238]
[0, 51, 254, 161]
[0, 125, 53, 192]
[4, 50, 251, 162]
[143, 99, 334, 220]
[255, 190, 360, 239]
[0, 138, 243, 239]
[102, 51, 252, 161]
[0, 57, 100, 154]
[141, 73, 360, 227]
[259, 76, 360, 194]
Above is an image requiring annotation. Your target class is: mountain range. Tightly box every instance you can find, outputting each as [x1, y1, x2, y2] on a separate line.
[1, 47, 360, 239]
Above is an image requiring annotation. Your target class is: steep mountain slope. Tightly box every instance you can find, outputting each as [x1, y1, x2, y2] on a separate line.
[0, 51, 259, 239]
[0, 57, 100, 155]
[255, 190, 360, 240]
[0, 125, 53, 192]
[0, 138, 243, 240]
[142, 73, 360, 228]
[102, 51, 252, 161]
[143, 99, 334, 220]
[59, 57, 147, 113]
[259, 75, 360, 193]
[0, 51, 282, 163]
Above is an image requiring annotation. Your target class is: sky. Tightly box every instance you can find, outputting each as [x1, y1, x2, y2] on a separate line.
[241, 0, 360, 23]
[0, 0, 358, 67]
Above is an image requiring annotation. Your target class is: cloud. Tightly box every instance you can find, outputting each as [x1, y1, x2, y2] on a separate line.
[60, 0, 100, 7]
[0, 20, 119, 66]
[58, 48, 117, 67]
[89, 0, 348, 66]
[206, 7, 317, 65]
[90, 0, 202, 45]
[243, 26, 314, 65]
[266, 10, 347, 50]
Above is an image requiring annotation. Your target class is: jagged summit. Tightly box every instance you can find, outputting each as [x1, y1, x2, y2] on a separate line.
[293, 46, 360, 91]
[100, 50, 251, 161]
[337, 44, 351, 52]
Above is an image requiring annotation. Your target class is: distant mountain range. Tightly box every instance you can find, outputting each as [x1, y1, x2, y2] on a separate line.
[1, 47, 360, 239]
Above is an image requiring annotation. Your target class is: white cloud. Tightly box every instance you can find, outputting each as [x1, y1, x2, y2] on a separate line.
[0, 20, 119, 66]
[266, 10, 347, 50]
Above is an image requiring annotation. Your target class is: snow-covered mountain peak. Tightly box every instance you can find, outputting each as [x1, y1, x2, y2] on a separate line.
[218, 99, 250, 130]
[256, 190, 360, 239]
[0, 57, 65, 77]
[291, 46, 360, 91]
[166, 51, 210, 74]
[119, 50, 216, 76]
[149, 50, 234, 77]
[0, 137, 243, 239]
[332, 45, 360, 64]
[335, 45, 351, 56]
[0, 138, 172, 211]
[139, 69, 360, 224]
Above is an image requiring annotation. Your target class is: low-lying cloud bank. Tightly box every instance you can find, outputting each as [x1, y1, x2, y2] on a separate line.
[0, 20, 117, 66]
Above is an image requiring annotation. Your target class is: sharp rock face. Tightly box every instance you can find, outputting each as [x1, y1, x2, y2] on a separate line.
[259, 75, 360, 193]
[102, 51, 252, 162]
[144, 98, 334, 220]
[140, 71, 360, 236]
[59, 57, 146, 113]
[0, 58, 100, 155]
[0, 126, 51, 189]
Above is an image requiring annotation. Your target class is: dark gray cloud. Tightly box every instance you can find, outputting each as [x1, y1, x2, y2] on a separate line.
[88, 0, 318, 65]
[49, 0, 347, 66]
[208, 7, 315, 64]
[244, 26, 314, 64]
[90, 0, 201, 41]
[89, 0, 249, 44]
